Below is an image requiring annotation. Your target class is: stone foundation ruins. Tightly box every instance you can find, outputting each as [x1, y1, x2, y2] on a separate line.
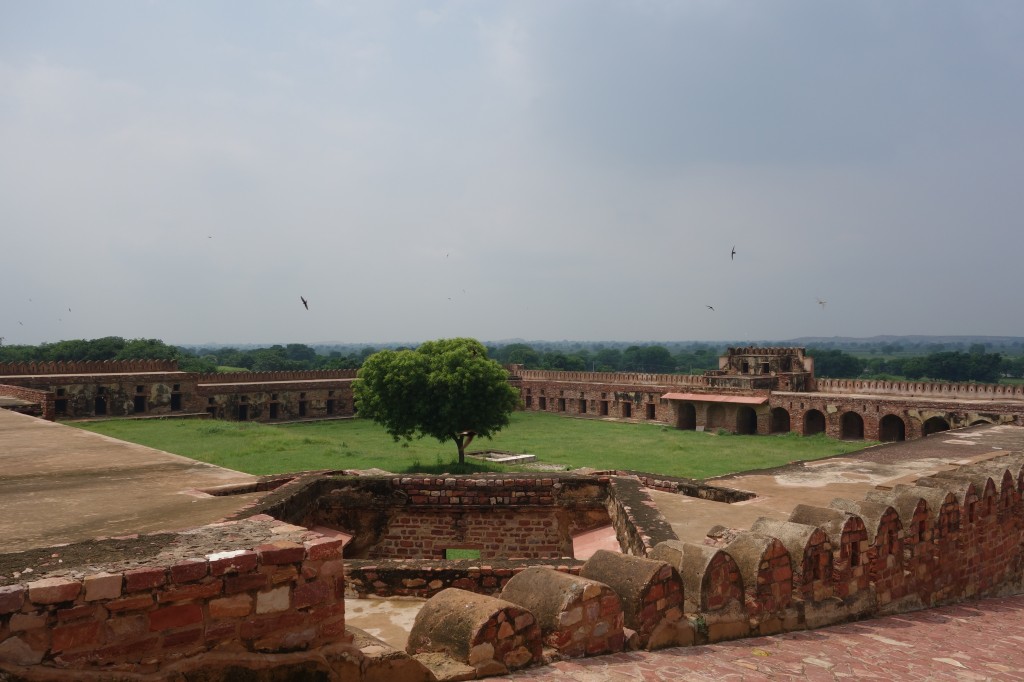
[4, 451, 1024, 680]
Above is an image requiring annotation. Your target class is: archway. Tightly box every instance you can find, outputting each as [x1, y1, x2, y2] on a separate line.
[804, 409, 826, 436]
[922, 416, 951, 436]
[770, 407, 791, 434]
[676, 403, 696, 430]
[879, 414, 906, 442]
[970, 419, 992, 426]
[736, 406, 757, 435]
[840, 412, 864, 440]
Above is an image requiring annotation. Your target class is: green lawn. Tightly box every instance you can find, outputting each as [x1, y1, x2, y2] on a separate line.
[72, 411, 874, 479]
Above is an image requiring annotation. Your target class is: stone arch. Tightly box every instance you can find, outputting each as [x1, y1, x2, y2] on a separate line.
[970, 419, 992, 426]
[770, 407, 790, 434]
[676, 402, 696, 430]
[922, 416, 951, 436]
[803, 409, 826, 436]
[879, 414, 906, 442]
[840, 412, 864, 440]
[736, 406, 757, 435]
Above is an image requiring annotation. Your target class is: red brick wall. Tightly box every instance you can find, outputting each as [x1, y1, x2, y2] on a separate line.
[0, 518, 346, 675]
[370, 509, 569, 560]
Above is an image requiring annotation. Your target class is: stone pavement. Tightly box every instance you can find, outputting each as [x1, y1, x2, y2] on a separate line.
[0, 408, 262, 552]
[500, 594, 1024, 681]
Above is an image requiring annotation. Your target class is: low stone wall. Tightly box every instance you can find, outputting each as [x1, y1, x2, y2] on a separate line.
[0, 516, 347, 678]
[618, 471, 755, 503]
[345, 559, 583, 599]
[0, 385, 53, 420]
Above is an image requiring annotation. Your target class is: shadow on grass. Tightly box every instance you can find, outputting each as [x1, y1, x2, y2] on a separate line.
[401, 459, 507, 475]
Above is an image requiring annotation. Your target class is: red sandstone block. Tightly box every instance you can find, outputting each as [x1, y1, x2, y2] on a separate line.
[210, 594, 253, 619]
[257, 541, 306, 566]
[224, 573, 269, 595]
[292, 581, 330, 610]
[124, 567, 167, 592]
[163, 627, 203, 648]
[83, 572, 122, 602]
[170, 559, 209, 584]
[158, 580, 223, 603]
[93, 637, 159, 664]
[27, 577, 81, 605]
[57, 604, 101, 622]
[148, 603, 203, 632]
[205, 620, 238, 643]
[104, 594, 155, 613]
[267, 565, 299, 585]
[208, 550, 258, 576]
[238, 612, 306, 640]
[10, 612, 48, 631]
[304, 536, 344, 562]
[105, 614, 148, 640]
[0, 584, 25, 615]
[50, 620, 101, 653]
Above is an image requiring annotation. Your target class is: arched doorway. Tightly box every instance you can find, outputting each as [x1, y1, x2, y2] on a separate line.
[840, 412, 864, 440]
[676, 403, 696, 430]
[804, 409, 826, 436]
[770, 407, 791, 434]
[736, 406, 757, 435]
[922, 416, 951, 436]
[879, 414, 906, 442]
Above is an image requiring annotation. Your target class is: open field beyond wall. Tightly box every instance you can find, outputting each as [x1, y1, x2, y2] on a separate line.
[73, 411, 873, 478]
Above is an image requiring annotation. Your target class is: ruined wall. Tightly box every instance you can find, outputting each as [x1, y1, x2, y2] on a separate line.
[197, 380, 355, 422]
[520, 379, 677, 423]
[0, 516, 347, 677]
[306, 475, 610, 561]
[0, 384, 53, 420]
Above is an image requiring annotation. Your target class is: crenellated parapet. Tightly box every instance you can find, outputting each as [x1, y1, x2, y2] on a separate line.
[0, 359, 180, 376]
[195, 369, 358, 384]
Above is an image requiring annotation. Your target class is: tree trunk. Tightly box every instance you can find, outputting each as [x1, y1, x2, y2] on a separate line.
[455, 435, 465, 464]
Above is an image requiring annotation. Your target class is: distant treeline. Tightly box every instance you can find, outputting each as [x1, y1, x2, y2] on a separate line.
[1, 338, 1021, 383]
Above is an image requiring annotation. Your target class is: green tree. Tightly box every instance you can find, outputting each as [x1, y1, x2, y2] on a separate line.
[808, 348, 865, 378]
[353, 338, 521, 464]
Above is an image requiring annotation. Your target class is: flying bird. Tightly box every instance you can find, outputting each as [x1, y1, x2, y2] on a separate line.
[817, 298, 827, 310]
[300, 296, 309, 310]
[731, 246, 736, 260]
[706, 305, 715, 311]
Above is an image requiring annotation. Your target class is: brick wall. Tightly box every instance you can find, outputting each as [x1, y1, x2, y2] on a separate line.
[0, 384, 54, 420]
[0, 517, 347, 675]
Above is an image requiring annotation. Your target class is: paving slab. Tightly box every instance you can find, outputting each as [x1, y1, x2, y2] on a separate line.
[653, 424, 1024, 544]
[500, 594, 1024, 681]
[0, 409, 263, 552]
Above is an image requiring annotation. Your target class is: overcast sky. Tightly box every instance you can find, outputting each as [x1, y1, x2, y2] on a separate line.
[2, 1, 1023, 347]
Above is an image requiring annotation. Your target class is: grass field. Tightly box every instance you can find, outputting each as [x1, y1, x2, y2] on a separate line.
[73, 412, 874, 479]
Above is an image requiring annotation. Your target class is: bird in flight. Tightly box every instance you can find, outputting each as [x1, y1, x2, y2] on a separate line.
[816, 298, 826, 310]
[731, 246, 736, 260]
[706, 305, 715, 311]
[300, 296, 309, 310]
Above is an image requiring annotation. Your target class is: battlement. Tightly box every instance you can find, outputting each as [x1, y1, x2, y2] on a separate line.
[0, 359, 180, 376]
[195, 369, 358, 384]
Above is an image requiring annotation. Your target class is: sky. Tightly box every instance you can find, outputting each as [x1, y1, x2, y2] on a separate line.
[2, 1, 1023, 347]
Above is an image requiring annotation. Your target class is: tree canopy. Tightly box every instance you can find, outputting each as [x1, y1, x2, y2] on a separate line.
[353, 338, 521, 463]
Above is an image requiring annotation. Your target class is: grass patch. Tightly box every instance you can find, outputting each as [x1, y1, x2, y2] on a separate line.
[72, 411, 873, 479]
